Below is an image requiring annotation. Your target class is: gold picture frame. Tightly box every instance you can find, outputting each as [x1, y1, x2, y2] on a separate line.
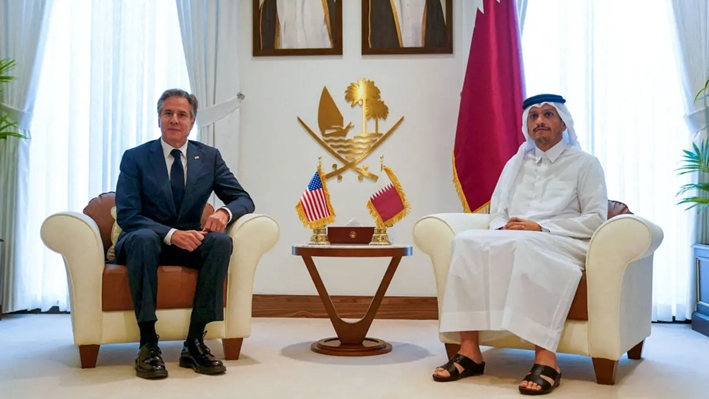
[362, 0, 453, 55]
[253, 0, 343, 57]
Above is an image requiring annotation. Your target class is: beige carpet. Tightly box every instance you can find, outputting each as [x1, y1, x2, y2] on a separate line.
[0, 314, 706, 398]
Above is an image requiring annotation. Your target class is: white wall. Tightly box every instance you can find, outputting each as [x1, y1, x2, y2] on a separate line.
[235, 0, 479, 297]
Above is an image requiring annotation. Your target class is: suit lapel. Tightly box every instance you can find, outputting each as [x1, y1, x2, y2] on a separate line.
[148, 139, 177, 215]
[177, 142, 203, 219]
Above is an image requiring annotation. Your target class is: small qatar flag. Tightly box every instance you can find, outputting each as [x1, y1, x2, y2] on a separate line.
[366, 158, 411, 228]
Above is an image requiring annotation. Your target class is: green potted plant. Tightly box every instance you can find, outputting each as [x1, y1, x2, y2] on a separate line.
[676, 74, 709, 338]
[677, 75, 709, 209]
[0, 58, 25, 140]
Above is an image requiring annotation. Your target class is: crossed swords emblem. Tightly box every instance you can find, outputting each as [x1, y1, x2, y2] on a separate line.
[297, 117, 403, 182]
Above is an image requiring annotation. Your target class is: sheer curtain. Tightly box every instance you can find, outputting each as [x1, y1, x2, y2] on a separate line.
[671, 0, 709, 247]
[0, 0, 51, 313]
[522, 0, 693, 321]
[16, 0, 193, 312]
[176, 0, 243, 206]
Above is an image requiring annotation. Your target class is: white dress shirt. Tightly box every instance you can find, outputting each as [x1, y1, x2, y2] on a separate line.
[160, 138, 232, 245]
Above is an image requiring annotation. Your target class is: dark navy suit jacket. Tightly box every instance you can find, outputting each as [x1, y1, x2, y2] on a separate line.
[114, 139, 254, 257]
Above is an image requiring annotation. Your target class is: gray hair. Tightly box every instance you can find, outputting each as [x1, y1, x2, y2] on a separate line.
[157, 88, 198, 119]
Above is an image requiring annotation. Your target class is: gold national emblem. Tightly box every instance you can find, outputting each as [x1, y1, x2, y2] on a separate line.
[297, 78, 404, 182]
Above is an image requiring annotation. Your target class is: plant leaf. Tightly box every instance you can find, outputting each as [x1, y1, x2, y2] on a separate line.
[694, 76, 709, 102]
[0, 132, 27, 139]
[0, 113, 20, 137]
[0, 58, 17, 86]
[678, 196, 709, 212]
[676, 182, 709, 196]
[677, 140, 709, 175]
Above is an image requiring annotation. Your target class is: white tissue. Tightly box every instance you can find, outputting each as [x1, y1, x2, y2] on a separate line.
[344, 218, 361, 226]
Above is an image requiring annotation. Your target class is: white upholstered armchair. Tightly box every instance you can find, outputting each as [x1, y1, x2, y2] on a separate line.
[412, 200, 663, 385]
[40, 192, 279, 368]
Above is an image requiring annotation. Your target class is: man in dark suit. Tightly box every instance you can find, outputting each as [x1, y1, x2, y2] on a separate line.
[114, 88, 255, 379]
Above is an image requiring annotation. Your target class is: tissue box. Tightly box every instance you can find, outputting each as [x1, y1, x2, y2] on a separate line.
[327, 226, 375, 244]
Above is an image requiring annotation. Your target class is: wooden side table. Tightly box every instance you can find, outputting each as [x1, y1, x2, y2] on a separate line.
[292, 244, 413, 356]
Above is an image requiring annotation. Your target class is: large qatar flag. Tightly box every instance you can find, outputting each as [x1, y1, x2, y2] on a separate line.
[453, 0, 525, 213]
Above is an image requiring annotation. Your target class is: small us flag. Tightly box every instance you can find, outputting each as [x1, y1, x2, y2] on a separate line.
[296, 167, 335, 228]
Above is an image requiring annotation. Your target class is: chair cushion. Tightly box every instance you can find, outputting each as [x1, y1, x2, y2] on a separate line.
[83, 191, 225, 311]
[107, 206, 120, 261]
[102, 264, 228, 311]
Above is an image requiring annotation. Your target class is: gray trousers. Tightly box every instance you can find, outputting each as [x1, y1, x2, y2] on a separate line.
[117, 229, 233, 325]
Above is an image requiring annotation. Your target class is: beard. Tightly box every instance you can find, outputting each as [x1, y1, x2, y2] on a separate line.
[534, 136, 552, 146]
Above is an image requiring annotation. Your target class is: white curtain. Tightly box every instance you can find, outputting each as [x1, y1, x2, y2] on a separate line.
[0, 0, 51, 313]
[671, 0, 709, 246]
[175, 0, 243, 181]
[14, 0, 192, 312]
[515, 0, 528, 33]
[522, 0, 693, 321]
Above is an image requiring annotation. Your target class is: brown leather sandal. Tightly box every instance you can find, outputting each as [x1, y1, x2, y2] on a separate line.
[432, 353, 485, 382]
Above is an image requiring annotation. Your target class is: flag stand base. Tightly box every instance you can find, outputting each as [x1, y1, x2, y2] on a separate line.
[309, 227, 330, 245]
[369, 228, 391, 245]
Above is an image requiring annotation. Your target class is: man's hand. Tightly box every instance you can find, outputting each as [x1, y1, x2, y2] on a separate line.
[503, 217, 542, 231]
[202, 209, 230, 233]
[171, 230, 206, 252]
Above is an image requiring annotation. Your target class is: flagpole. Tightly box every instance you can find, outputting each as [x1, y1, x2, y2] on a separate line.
[370, 154, 391, 245]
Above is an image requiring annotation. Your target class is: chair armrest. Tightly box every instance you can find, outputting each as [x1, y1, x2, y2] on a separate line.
[40, 212, 106, 345]
[586, 214, 664, 359]
[223, 213, 280, 337]
[412, 213, 491, 305]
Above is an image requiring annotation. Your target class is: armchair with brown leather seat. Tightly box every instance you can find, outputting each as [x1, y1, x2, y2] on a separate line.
[412, 200, 663, 385]
[40, 192, 279, 368]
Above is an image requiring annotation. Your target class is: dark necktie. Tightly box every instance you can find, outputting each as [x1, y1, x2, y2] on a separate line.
[170, 149, 185, 212]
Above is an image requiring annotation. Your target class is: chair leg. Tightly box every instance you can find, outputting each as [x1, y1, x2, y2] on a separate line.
[445, 343, 461, 360]
[222, 338, 243, 360]
[79, 345, 100, 368]
[627, 340, 644, 360]
[591, 357, 618, 385]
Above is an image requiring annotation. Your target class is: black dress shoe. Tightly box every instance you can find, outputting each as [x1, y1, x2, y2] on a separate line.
[135, 342, 168, 379]
[179, 335, 226, 375]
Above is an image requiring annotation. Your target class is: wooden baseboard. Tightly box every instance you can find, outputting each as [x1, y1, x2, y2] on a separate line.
[252, 294, 438, 320]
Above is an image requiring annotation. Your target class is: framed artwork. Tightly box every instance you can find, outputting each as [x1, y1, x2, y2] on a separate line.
[253, 0, 343, 57]
[362, 0, 453, 55]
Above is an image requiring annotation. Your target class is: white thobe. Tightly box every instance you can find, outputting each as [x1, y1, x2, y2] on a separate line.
[391, 0, 447, 47]
[438, 140, 608, 351]
[276, 0, 332, 49]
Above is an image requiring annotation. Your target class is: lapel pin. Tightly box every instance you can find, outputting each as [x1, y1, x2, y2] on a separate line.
[194, 156, 199, 159]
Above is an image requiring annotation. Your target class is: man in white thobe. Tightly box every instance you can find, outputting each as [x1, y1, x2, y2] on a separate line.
[259, 0, 334, 49]
[432, 94, 608, 396]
